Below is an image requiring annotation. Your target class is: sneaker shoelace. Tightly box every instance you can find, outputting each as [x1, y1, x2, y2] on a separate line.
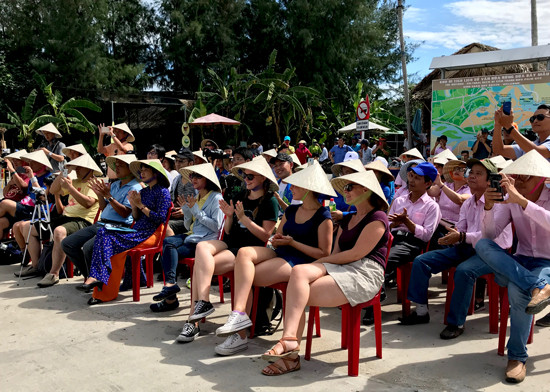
[193, 300, 206, 314]
[181, 323, 195, 336]
[225, 334, 240, 347]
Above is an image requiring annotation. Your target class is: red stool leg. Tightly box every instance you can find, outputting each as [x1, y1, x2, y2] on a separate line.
[401, 263, 411, 318]
[498, 288, 509, 356]
[132, 255, 141, 302]
[488, 277, 499, 334]
[218, 275, 225, 303]
[305, 306, 317, 361]
[348, 305, 362, 377]
[444, 268, 455, 325]
[249, 287, 260, 339]
[314, 307, 321, 337]
[341, 305, 349, 349]
[373, 299, 382, 359]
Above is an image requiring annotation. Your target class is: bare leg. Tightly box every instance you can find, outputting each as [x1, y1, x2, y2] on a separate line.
[231, 246, 277, 312]
[50, 226, 67, 276]
[0, 199, 17, 218]
[13, 221, 26, 250]
[22, 222, 41, 268]
[0, 217, 10, 238]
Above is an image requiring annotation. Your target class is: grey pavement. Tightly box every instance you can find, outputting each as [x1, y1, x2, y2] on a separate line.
[1, 265, 549, 392]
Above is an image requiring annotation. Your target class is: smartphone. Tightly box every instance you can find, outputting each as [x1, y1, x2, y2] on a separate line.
[489, 173, 504, 201]
[62, 169, 68, 178]
[502, 101, 512, 115]
[101, 126, 110, 134]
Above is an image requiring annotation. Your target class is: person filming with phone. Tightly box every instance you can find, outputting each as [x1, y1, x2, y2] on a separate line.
[493, 103, 550, 160]
[472, 128, 492, 159]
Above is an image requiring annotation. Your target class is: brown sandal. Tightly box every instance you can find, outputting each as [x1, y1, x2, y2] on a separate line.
[261, 337, 300, 361]
[261, 355, 301, 376]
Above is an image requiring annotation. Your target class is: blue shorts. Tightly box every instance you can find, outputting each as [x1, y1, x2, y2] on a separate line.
[275, 247, 312, 267]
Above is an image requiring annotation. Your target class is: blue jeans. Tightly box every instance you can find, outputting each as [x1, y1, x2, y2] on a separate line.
[474, 239, 550, 362]
[407, 244, 476, 305]
[162, 234, 196, 284]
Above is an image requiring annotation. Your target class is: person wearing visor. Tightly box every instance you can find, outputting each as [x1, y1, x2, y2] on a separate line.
[385, 162, 441, 287]
[214, 161, 333, 357]
[400, 158, 512, 326]
[493, 103, 550, 161]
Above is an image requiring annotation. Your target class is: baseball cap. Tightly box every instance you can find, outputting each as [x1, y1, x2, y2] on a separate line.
[312, 139, 317, 143]
[284, 136, 291, 141]
[408, 162, 438, 182]
[467, 158, 497, 175]
[176, 147, 194, 161]
[270, 153, 293, 165]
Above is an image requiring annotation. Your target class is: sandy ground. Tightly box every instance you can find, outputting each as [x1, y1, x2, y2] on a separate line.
[1, 264, 549, 392]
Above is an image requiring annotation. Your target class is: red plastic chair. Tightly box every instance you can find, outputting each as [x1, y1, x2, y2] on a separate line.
[497, 286, 534, 356]
[66, 207, 102, 278]
[129, 203, 173, 302]
[396, 242, 429, 317]
[304, 233, 393, 377]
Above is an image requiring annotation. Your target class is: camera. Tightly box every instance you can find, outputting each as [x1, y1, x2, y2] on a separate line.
[31, 187, 46, 196]
[43, 174, 56, 186]
[202, 148, 229, 160]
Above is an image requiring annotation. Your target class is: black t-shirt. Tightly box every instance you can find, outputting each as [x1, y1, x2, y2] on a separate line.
[472, 138, 492, 159]
[224, 191, 279, 249]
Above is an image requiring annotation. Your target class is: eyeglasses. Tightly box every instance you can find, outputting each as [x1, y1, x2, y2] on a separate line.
[147, 150, 158, 156]
[529, 114, 550, 123]
[453, 167, 467, 173]
[343, 183, 357, 192]
[189, 173, 204, 180]
[205, 143, 214, 147]
[509, 174, 531, 182]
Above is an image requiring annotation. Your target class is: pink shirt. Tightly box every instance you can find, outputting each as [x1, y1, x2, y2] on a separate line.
[456, 195, 512, 248]
[394, 184, 408, 198]
[389, 191, 441, 242]
[435, 146, 452, 155]
[482, 187, 550, 259]
[438, 183, 471, 224]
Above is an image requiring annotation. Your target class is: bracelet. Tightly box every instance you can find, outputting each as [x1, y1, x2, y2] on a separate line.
[140, 205, 147, 211]
[9, 171, 15, 176]
[31, 176, 38, 183]
[48, 151, 53, 157]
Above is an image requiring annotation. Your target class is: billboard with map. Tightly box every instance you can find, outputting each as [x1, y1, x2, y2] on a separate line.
[431, 71, 550, 156]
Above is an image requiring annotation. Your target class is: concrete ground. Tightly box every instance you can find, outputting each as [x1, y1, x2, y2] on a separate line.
[1, 264, 549, 392]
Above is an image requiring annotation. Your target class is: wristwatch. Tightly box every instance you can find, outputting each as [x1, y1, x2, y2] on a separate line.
[48, 151, 53, 157]
[106, 196, 114, 203]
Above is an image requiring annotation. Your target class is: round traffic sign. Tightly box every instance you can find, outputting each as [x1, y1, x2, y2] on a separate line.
[357, 101, 369, 120]
[182, 136, 190, 147]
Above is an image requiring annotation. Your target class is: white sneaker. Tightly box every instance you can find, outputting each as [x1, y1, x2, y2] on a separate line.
[215, 311, 252, 337]
[215, 333, 248, 356]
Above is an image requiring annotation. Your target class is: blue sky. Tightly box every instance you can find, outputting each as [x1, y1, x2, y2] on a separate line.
[404, 0, 550, 81]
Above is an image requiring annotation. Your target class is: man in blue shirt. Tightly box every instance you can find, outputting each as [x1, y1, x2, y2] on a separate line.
[61, 154, 142, 279]
[329, 138, 353, 164]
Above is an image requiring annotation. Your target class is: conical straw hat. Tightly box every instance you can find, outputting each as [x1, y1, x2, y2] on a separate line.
[331, 170, 389, 211]
[331, 158, 366, 177]
[364, 160, 395, 182]
[434, 149, 456, 161]
[232, 156, 279, 192]
[442, 159, 467, 182]
[201, 139, 219, 149]
[289, 153, 301, 167]
[5, 149, 28, 161]
[496, 159, 512, 170]
[399, 147, 425, 161]
[283, 160, 336, 197]
[193, 150, 208, 163]
[65, 154, 103, 177]
[294, 163, 307, 172]
[21, 150, 53, 171]
[105, 154, 138, 173]
[164, 150, 177, 161]
[433, 156, 450, 166]
[398, 159, 424, 181]
[36, 123, 62, 138]
[130, 159, 170, 188]
[113, 123, 135, 142]
[261, 149, 277, 160]
[488, 155, 506, 166]
[62, 144, 87, 157]
[501, 150, 550, 178]
[179, 162, 222, 193]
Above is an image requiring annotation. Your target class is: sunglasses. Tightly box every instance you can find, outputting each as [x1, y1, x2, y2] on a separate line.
[529, 114, 550, 123]
[343, 183, 357, 192]
[240, 172, 257, 181]
[189, 173, 204, 180]
[453, 167, 467, 173]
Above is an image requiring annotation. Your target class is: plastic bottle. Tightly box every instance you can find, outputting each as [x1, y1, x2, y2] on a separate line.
[329, 198, 336, 212]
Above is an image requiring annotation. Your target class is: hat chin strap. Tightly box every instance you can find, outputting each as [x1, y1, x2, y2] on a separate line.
[528, 176, 546, 195]
[347, 190, 372, 206]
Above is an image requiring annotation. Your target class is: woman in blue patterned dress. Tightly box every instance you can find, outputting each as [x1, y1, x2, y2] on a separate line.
[81, 160, 171, 303]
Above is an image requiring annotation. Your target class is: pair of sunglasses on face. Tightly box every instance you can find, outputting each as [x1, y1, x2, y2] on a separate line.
[189, 173, 204, 180]
[237, 170, 257, 181]
[529, 113, 550, 123]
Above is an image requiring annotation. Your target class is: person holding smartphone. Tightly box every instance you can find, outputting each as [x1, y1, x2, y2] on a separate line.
[472, 128, 492, 159]
[493, 103, 550, 161]
[97, 122, 135, 179]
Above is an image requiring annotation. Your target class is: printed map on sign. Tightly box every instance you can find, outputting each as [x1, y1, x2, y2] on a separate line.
[431, 71, 550, 155]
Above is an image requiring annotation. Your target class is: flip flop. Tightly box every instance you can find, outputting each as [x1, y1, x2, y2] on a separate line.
[261, 337, 300, 361]
[261, 355, 300, 376]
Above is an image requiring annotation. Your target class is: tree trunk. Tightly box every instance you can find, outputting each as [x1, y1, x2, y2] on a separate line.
[397, 0, 412, 151]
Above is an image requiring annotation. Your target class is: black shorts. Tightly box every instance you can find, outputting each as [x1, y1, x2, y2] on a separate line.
[6, 203, 35, 226]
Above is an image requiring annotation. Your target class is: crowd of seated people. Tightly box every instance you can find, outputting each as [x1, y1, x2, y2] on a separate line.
[2, 106, 550, 385]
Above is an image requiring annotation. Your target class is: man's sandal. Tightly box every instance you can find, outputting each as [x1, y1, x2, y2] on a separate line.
[261, 355, 300, 376]
[261, 337, 300, 361]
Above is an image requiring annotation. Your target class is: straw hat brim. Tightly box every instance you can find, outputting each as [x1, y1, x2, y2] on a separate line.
[289, 153, 301, 167]
[21, 150, 53, 171]
[201, 139, 219, 150]
[62, 144, 87, 157]
[262, 149, 277, 159]
[105, 154, 138, 173]
[442, 159, 466, 182]
[65, 154, 103, 177]
[331, 171, 389, 211]
[113, 123, 135, 143]
[5, 149, 28, 161]
[130, 159, 171, 188]
[364, 160, 395, 182]
[501, 150, 550, 178]
[179, 163, 222, 193]
[399, 148, 425, 161]
[282, 161, 337, 197]
[193, 150, 208, 163]
[398, 159, 424, 181]
[36, 123, 62, 138]
[331, 158, 366, 177]
[231, 157, 279, 192]
[434, 149, 456, 161]
[488, 155, 506, 165]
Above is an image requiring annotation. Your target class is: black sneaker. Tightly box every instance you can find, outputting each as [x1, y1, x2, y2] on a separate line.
[189, 300, 215, 322]
[152, 284, 181, 302]
[440, 325, 464, 340]
[176, 322, 200, 343]
[150, 298, 179, 312]
[398, 311, 430, 325]
[362, 306, 374, 326]
[474, 301, 485, 312]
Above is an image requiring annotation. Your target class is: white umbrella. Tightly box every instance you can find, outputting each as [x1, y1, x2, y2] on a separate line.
[338, 118, 392, 134]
